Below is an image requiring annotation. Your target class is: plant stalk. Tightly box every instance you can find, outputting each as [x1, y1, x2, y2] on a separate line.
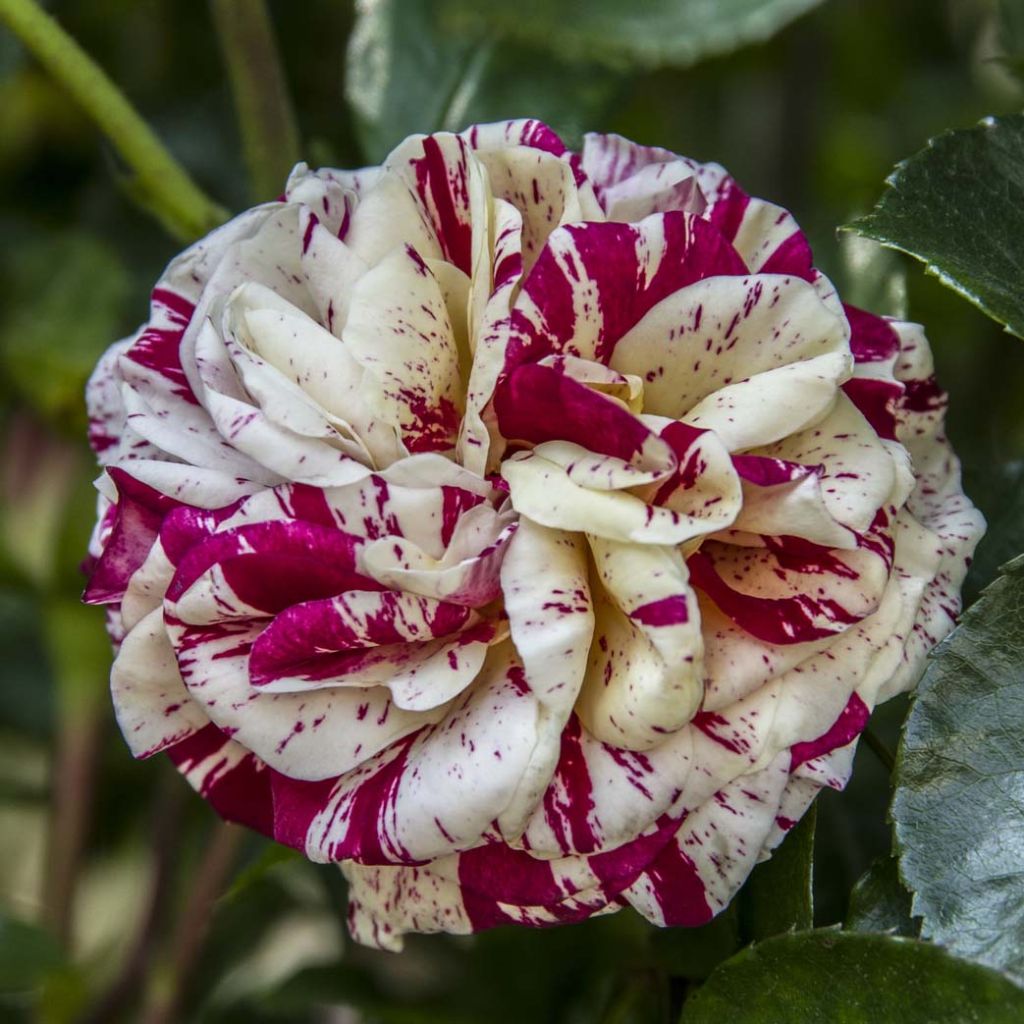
[77, 770, 186, 1024]
[0, 0, 227, 239]
[40, 600, 113, 950]
[141, 822, 245, 1024]
[210, 0, 301, 201]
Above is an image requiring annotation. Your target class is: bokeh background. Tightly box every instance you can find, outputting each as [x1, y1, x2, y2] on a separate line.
[2, 1, 1023, 1020]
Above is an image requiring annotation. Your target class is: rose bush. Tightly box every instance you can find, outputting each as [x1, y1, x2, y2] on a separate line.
[84, 120, 983, 950]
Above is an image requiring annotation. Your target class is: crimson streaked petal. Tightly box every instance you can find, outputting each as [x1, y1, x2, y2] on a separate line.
[507, 212, 748, 368]
[577, 538, 703, 749]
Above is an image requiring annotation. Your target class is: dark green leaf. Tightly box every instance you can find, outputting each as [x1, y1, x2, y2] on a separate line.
[441, 42, 626, 153]
[679, 930, 1024, 1023]
[892, 554, 1024, 981]
[846, 857, 920, 937]
[848, 114, 1024, 340]
[740, 804, 815, 940]
[0, 913, 64, 993]
[346, 0, 479, 162]
[345, 0, 624, 163]
[36, 963, 90, 1023]
[438, 0, 826, 71]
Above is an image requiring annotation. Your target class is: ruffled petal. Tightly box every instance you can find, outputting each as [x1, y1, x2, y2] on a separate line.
[577, 538, 703, 749]
[342, 244, 463, 453]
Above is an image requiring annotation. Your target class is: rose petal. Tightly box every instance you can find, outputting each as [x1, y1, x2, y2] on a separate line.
[577, 538, 703, 749]
[342, 245, 463, 453]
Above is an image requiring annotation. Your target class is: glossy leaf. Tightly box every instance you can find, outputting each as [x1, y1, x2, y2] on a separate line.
[893, 554, 1024, 981]
[437, 0, 826, 70]
[345, 0, 625, 161]
[849, 114, 1024, 340]
[846, 856, 920, 937]
[679, 930, 1024, 1023]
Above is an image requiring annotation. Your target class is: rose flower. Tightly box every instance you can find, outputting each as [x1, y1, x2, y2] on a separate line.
[83, 120, 983, 950]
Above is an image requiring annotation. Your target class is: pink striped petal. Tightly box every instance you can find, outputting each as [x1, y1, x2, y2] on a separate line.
[493, 361, 677, 487]
[111, 607, 208, 757]
[506, 212, 748, 368]
[502, 450, 736, 545]
[748, 392, 898, 532]
[610, 273, 849, 420]
[294, 644, 540, 863]
[688, 528, 890, 645]
[730, 455, 856, 549]
[462, 119, 568, 158]
[166, 723, 274, 836]
[390, 133, 489, 279]
[342, 245, 463, 453]
[577, 538, 703, 749]
[457, 198, 524, 474]
[497, 519, 594, 837]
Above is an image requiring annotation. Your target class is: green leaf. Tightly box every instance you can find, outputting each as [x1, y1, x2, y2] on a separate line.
[345, 0, 624, 163]
[848, 114, 1024, 340]
[346, 0, 478, 162]
[892, 553, 1024, 982]
[0, 913, 64, 993]
[678, 930, 1024, 1023]
[739, 804, 815, 940]
[846, 856, 920, 938]
[437, 0, 826, 71]
[0, 231, 130, 430]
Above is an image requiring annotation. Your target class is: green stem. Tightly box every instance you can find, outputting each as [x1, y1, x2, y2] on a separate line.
[211, 0, 300, 202]
[0, 0, 227, 240]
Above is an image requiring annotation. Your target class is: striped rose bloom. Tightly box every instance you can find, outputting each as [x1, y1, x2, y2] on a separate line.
[83, 121, 983, 950]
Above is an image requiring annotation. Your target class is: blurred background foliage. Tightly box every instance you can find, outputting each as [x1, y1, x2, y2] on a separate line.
[1, 1, 1024, 1021]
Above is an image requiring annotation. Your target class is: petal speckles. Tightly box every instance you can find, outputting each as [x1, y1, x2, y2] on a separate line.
[85, 121, 984, 953]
